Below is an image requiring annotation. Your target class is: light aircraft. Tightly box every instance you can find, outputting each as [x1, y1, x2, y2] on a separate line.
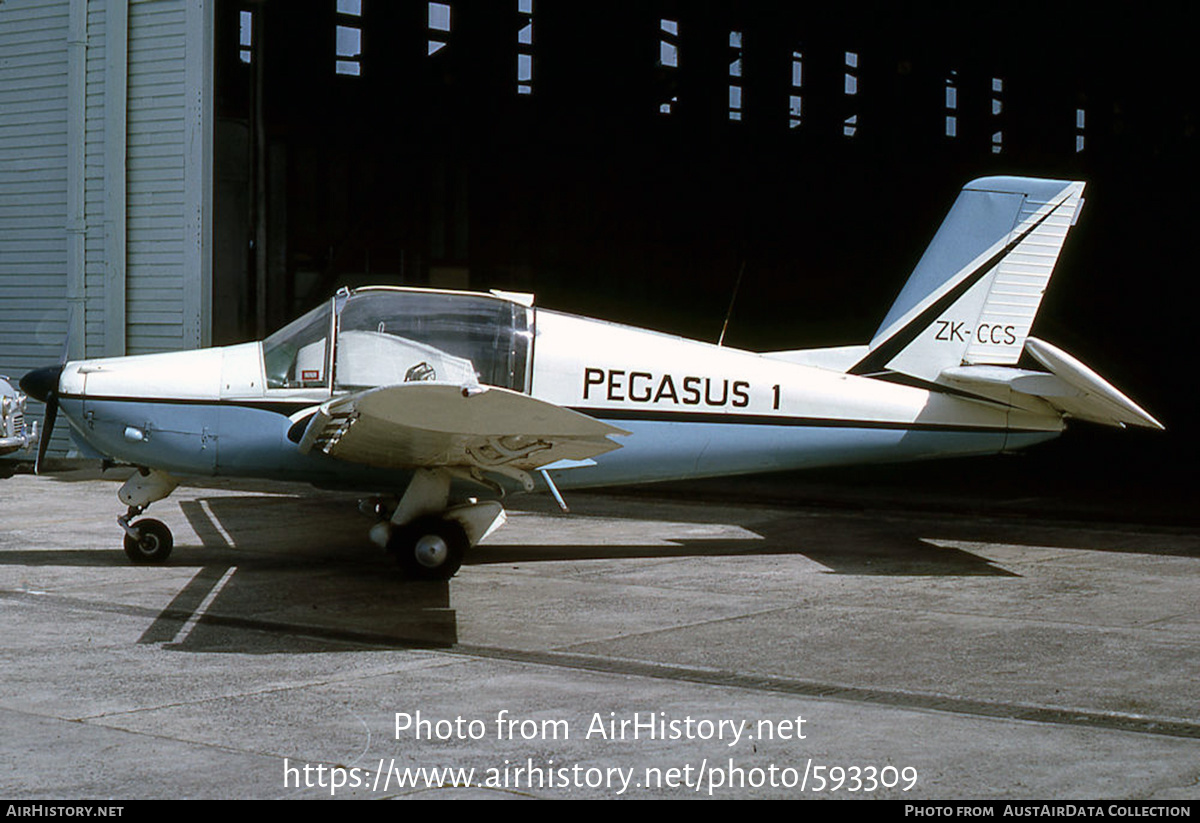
[18, 176, 1161, 579]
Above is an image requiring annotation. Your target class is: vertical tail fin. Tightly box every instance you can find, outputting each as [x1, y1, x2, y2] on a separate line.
[849, 176, 1085, 381]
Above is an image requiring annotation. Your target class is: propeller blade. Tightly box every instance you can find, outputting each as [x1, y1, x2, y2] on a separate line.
[23, 301, 73, 474]
[20, 364, 64, 476]
[35, 394, 57, 475]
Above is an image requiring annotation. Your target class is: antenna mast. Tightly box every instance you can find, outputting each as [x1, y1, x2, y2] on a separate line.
[717, 260, 746, 347]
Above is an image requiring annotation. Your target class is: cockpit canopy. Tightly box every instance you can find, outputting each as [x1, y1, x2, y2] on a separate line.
[263, 288, 533, 393]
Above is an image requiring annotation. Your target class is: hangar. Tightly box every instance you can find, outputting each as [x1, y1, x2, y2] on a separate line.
[0, 1, 1194, 468]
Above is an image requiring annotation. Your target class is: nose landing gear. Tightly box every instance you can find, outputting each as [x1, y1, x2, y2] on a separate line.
[116, 469, 178, 565]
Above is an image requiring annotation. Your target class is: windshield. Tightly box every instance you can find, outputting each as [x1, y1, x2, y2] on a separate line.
[262, 300, 332, 389]
[333, 289, 532, 392]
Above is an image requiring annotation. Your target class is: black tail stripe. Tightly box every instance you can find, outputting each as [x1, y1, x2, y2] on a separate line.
[848, 193, 1070, 376]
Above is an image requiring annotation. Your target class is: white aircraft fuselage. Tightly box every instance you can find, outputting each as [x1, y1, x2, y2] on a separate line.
[53, 300, 1062, 494]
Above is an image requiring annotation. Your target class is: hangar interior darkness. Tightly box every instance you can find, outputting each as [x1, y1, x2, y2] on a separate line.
[211, 1, 1198, 474]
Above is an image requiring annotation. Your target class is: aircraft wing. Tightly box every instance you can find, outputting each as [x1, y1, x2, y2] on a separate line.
[294, 383, 627, 472]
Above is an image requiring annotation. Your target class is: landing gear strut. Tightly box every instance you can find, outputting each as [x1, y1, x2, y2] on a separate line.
[116, 469, 178, 565]
[368, 468, 506, 581]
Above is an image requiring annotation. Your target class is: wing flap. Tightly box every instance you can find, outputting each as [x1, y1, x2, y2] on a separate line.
[298, 383, 627, 470]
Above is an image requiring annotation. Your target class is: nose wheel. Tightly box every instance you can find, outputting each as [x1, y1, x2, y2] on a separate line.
[121, 517, 174, 564]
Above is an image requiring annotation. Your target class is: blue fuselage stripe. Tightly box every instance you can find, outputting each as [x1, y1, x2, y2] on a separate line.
[61, 395, 1060, 493]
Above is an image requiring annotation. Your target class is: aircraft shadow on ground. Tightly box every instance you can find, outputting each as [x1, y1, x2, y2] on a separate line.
[466, 531, 1018, 577]
[126, 497, 455, 653]
[152, 495, 1022, 653]
[174, 492, 1030, 579]
[135, 559, 458, 654]
[6, 491, 1195, 654]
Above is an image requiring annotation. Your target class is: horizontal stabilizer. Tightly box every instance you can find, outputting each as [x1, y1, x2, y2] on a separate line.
[1022, 338, 1162, 429]
[937, 338, 1162, 430]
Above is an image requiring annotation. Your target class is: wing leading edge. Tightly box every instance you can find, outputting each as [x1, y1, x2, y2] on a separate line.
[295, 383, 628, 472]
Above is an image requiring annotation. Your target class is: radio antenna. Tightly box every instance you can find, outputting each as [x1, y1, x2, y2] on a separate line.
[717, 260, 746, 347]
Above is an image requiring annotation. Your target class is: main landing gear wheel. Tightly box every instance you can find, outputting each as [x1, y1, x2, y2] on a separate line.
[387, 516, 467, 581]
[123, 518, 173, 565]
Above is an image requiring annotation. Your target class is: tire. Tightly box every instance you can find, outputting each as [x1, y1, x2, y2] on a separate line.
[388, 516, 467, 581]
[123, 518, 173, 564]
